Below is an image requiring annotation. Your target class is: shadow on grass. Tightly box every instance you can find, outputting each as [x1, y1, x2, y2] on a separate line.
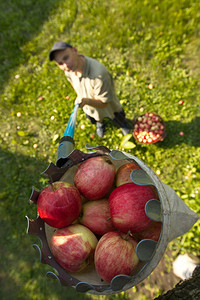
[0, 0, 75, 93]
[0, 147, 91, 300]
[159, 116, 200, 148]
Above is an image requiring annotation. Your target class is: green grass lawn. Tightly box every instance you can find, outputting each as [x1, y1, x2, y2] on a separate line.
[0, 0, 199, 299]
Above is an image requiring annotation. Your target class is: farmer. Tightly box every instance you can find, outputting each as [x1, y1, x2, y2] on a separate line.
[49, 42, 131, 137]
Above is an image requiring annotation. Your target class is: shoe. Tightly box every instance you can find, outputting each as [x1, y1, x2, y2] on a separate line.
[96, 122, 105, 137]
[173, 254, 199, 280]
[121, 127, 130, 135]
[121, 119, 131, 135]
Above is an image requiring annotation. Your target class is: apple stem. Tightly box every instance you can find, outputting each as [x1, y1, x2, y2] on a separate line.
[50, 183, 56, 191]
[106, 217, 111, 221]
[124, 230, 131, 241]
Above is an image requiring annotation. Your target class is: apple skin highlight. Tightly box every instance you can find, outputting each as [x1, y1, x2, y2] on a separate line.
[37, 181, 82, 228]
[74, 156, 116, 200]
[50, 224, 98, 272]
[94, 231, 139, 282]
[109, 183, 158, 233]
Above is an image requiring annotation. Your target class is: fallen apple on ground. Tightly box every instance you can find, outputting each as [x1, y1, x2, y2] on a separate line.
[50, 224, 98, 273]
[116, 162, 141, 187]
[79, 198, 116, 236]
[74, 156, 116, 200]
[94, 231, 139, 282]
[37, 181, 82, 228]
[133, 112, 165, 144]
[109, 183, 158, 233]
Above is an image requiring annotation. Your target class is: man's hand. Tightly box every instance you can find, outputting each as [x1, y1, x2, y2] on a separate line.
[75, 96, 83, 106]
[75, 96, 108, 108]
[75, 96, 88, 108]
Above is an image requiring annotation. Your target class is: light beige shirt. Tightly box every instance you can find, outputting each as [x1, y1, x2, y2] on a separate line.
[64, 56, 123, 122]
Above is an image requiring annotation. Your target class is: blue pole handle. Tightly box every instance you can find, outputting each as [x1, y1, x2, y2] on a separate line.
[63, 104, 79, 138]
[56, 104, 79, 167]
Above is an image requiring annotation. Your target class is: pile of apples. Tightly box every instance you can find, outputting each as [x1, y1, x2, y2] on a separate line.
[37, 156, 162, 283]
[133, 112, 166, 144]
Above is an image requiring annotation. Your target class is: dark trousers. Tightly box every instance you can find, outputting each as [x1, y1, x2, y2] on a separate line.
[86, 109, 128, 127]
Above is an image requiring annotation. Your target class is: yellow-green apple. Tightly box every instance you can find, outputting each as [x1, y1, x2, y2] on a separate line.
[94, 231, 139, 282]
[116, 162, 141, 186]
[50, 224, 98, 272]
[109, 183, 158, 233]
[136, 221, 162, 242]
[37, 181, 82, 228]
[79, 198, 116, 236]
[74, 156, 116, 200]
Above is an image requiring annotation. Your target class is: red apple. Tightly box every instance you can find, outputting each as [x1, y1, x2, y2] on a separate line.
[136, 221, 162, 242]
[37, 181, 82, 228]
[109, 183, 158, 233]
[74, 156, 116, 200]
[79, 198, 115, 235]
[116, 162, 141, 187]
[94, 231, 139, 282]
[90, 133, 95, 139]
[50, 224, 98, 272]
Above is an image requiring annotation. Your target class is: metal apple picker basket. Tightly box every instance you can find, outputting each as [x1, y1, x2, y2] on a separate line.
[26, 105, 199, 295]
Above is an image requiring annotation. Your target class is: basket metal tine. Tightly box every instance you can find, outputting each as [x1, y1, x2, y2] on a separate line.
[130, 169, 154, 186]
[110, 274, 132, 292]
[110, 150, 130, 160]
[136, 239, 157, 262]
[145, 199, 162, 222]
[76, 282, 95, 293]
